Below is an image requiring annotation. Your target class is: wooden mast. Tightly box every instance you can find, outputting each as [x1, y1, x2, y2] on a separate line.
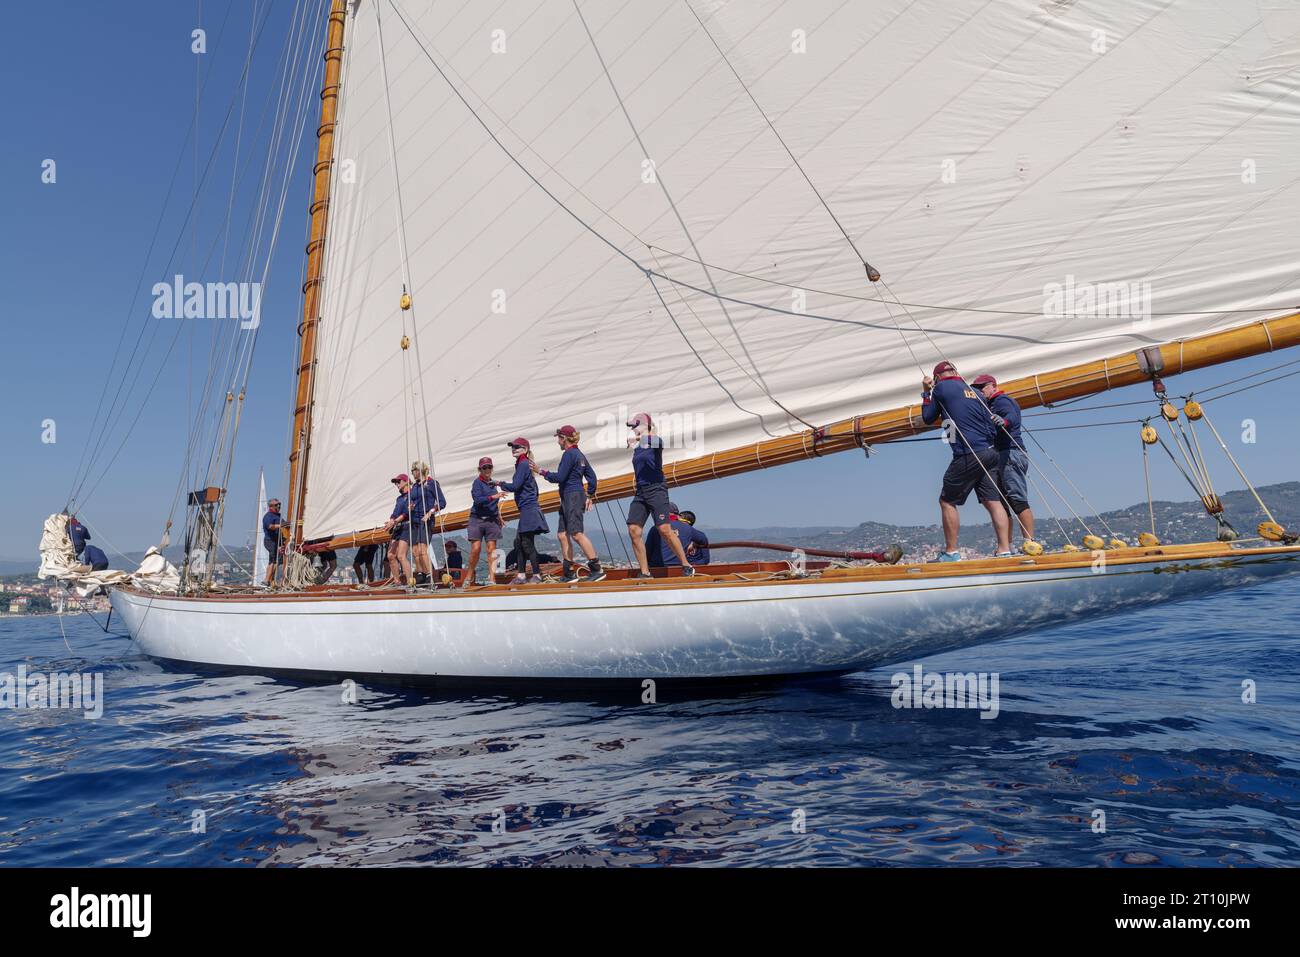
[283, 0, 347, 563]
[307, 309, 1300, 552]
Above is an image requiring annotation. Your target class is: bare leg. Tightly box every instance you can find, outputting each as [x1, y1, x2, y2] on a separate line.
[468, 540, 482, 582]
[659, 522, 689, 566]
[394, 541, 412, 582]
[1019, 508, 1035, 539]
[983, 500, 1012, 553]
[486, 542, 497, 581]
[557, 531, 572, 564]
[573, 531, 598, 561]
[940, 499, 961, 552]
[628, 523, 649, 574]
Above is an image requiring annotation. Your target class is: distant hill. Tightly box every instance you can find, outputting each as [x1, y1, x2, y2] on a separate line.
[3, 482, 1296, 578]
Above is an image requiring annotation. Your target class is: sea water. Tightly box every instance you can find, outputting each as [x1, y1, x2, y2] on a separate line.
[0, 580, 1296, 866]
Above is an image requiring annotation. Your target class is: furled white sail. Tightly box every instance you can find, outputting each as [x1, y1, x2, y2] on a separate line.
[253, 468, 269, 584]
[301, 0, 1300, 540]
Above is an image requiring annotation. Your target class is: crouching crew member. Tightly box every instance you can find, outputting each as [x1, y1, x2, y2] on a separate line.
[920, 362, 1012, 560]
[467, 457, 505, 586]
[972, 374, 1034, 543]
[644, 504, 707, 569]
[537, 425, 605, 583]
[499, 438, 548, 584]
[678, 510, 710, 565]
[353, 542, 380, 584]
[82, 543, 110, 572]
[625, 413, 692, 578]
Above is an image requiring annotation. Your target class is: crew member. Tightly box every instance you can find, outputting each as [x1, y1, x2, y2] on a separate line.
[445, 541, 464, 571]
[383, 474, 415, 585]
[261, 498, 283, 585]
[678, 510, 711, 565]
[82, 543, 109, 572]
[407, 460, 445, 586]
[625, 413, 692, 578]
[67, 516, 91, 559]
[972, 374, 1035, 543]
[920, 362, 1011, 560]
[498, 439, 548, 584]
[536, 425, 605, 583]
[353, 542, 379, 584]
[467, 457, 506, 586]
[644, 504, 706, 569]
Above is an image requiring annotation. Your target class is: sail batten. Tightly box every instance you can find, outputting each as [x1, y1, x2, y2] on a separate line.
[300, 0, 1300, 542]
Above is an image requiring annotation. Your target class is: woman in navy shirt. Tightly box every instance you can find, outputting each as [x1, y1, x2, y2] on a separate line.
[497, 438, 548, 584]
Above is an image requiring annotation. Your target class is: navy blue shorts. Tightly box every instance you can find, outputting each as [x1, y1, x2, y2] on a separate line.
[557, 489, 587, 534]
[627, 482, 671, 528]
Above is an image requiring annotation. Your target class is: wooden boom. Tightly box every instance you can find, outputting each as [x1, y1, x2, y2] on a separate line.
[304, 310, 1300, 553]
[283, 0, 347, 562]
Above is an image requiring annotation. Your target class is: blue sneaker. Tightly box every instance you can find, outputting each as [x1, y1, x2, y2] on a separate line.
[937, 551, 962, 562]
[995, 551, 1014, 558]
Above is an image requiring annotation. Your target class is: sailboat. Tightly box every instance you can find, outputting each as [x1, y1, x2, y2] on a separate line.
[74, 0, 1300, 681]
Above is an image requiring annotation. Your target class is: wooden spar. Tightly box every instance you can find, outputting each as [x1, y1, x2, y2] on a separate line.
[283, 0, 347, 562]
[305, 309, 1300, 553]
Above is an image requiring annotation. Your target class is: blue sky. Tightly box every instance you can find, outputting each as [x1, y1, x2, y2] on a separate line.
[1, 1, 1296, 560]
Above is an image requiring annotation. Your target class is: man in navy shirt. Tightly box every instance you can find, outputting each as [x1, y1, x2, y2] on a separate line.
[261, 498, 283, 585]
[678, 510, 710, 565]
[624, 413, 692, 578]
[537, 425, 605, 583]
[973, 374, 1034, 543]
[81, 543, 109, 572]
[645, 505, 708, 568]
[67, 516, 90, 559]
[920, 362, 1011, 560]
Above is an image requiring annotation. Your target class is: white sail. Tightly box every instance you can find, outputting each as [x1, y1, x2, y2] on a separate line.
[253, 468, 269, 584]
[301, 0, 1300, 539]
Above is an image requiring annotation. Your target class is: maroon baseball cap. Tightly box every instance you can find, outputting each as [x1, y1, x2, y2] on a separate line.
[390, 473, 410, 484]
[626, 412, 653, 430]
[477, 457, 494, 469]
[971, 374, 996, 388]
[933, 361, 957, 378]
[554, 425, 577, 438]
[507, 437, 531, 451]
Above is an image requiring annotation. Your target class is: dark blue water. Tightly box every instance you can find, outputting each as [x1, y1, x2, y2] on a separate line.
[1, 580, 1297, 866]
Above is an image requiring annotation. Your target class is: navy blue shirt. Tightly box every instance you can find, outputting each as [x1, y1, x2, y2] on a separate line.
[68, 519, 90, 557]
[985, 391, 1023, 452]
[921, 377, 998, 456]
[542, 446, 597, 497]
[389, 492, 409, 533]
[408, 478, 446, 524]
[498, 457, 548, 534]
[632, 434, 666, 487]
[261, 510, 281, 550]
[688, 527, 710, 565]
[646, 518, 707, 567]
[470, 477, 501, 521]
[82, 544, 109, 571]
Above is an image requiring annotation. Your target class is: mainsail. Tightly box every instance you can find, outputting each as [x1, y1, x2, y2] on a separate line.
[299, 0, 1300, 541]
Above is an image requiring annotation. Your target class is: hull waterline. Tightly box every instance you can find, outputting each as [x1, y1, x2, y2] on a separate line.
[109, 545, 1300, 683]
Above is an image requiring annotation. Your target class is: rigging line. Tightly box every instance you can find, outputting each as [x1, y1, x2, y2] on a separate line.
[80, 2, 319, 519]
[1196, 409, 1281, 526]
[68, 0, 278, 508]
[164, 0, 317, 529]
[646, 273, 781, 433]
[641, 244, 1298, 319]
[683, 0, 876, 279]
[70, 5, 283, 511]
[1142, 439, 1158, 540]
[1198, 365, 1300, 403]
[1017, 425, 1118, 539]
[571, 0, 795, 428]
[387, 0, 786, 438]
[377, 0, 448, 567]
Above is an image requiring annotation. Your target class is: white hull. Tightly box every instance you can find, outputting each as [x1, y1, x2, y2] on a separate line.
[110, 547, 1300, 682]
